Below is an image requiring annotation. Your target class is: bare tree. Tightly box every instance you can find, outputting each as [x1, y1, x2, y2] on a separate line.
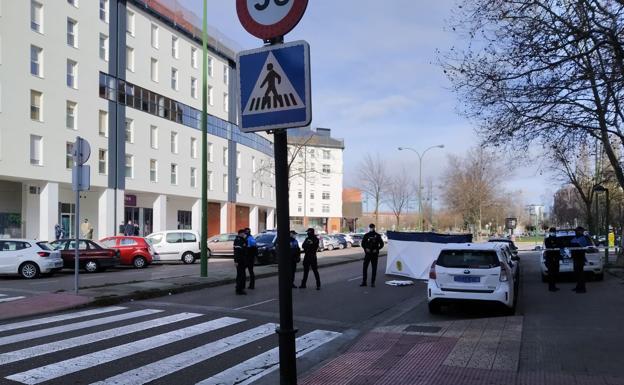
[358, 153, 390, 224]
[388, 169, 414, 229]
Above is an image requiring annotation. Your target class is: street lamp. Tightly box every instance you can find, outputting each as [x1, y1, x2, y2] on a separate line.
[398, 144, 445, 231]
[593, 185, 610, 265]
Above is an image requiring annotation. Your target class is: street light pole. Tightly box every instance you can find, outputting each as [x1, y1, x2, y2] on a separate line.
[398, 145, 444, 231]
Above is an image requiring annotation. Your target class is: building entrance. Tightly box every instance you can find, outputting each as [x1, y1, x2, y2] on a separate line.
[124, 207, 153, 236]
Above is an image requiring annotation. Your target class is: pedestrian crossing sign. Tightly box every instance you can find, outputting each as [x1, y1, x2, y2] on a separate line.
[237, 40, 311, 133]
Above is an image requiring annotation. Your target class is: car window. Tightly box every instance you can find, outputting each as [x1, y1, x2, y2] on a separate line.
[166, 233, 183, 243]
[437, 250, 500, 269]
[227, 235, 237, 242]
[67, 240, 89, 250]
[120, 238, 138, 246]
[146, 234, 163, 245]
[101, 239, 118, 248]
[183, 233, 197, 243]
[256, 233, 276, 243]
[49, 241, 65, 250]
[37, 242, 52, 251]
[0, 241, 30, 251]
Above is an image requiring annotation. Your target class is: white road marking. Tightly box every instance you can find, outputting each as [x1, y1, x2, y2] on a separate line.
[0, 312, 202, 365]
[89, 323, 278, 385]
[0, 297, 25, 303]
[234, 298, 276, 311]
[6, 316, 245, 385]
[0, 309, 162, 347]
[197, 330, 342, 385]
[0, 306, 126, 333]
[347, 276, 363, 282]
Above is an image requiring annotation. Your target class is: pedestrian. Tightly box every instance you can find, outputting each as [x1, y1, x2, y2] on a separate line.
[124, 220, 134, 236]
[570, 226, 589, 293]
[80, 219, 93, 240]
[133, 223, 140, 236]
[234, 229, 248, 295]
[299, 228, 321, 290]
[54, 224, 64, 241]
[360, 223, 384, 287]
[290, 230, 301, 289]
[245, 228, 257, 290]
[543, 227, 560, 292]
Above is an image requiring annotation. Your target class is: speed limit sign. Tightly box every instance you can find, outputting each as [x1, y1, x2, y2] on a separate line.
[236, 0, 309, 40]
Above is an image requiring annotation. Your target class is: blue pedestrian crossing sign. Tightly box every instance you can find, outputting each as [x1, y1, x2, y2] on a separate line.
[237, 40, 311, 133]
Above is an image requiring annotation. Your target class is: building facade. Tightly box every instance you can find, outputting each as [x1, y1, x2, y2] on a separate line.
[287, 128, 344, 233]
[0, 0, 275, 241]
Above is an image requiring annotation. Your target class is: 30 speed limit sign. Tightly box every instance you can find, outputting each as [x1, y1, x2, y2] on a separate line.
[236, 0, 309, 40]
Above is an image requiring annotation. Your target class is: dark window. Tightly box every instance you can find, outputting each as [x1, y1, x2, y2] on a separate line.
[177, 211, 192, 230]
[437, 250, 500, 269]
[183, 233, 196, 243]
[120, 238, 138, 246]
[0, 241, 30, 251]
[166, 233, 183, 243]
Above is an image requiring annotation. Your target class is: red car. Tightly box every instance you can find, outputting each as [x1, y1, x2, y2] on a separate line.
[100, 236, 153, 268]
[49, 239, 120, 273]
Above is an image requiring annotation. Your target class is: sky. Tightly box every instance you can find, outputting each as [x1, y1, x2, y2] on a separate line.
[179, 0, 562, 209]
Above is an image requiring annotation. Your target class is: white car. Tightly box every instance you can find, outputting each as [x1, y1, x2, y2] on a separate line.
[0, 239, 63, 279]
[146, 230, 200, 264]
[541, 232, 604, 281]
[427, 242, 520, 314]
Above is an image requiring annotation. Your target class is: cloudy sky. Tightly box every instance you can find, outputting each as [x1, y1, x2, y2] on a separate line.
[179, 0, 561, 208]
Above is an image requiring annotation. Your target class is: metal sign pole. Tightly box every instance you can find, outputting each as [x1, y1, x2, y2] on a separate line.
[74, 188, 80, 294]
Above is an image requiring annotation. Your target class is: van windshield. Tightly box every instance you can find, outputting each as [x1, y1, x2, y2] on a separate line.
[437, 250, 500, 269]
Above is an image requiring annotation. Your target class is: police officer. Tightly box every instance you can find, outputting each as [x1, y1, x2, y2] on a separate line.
[299, 228, 321, 290]
[570, 226, 589, 293]
[289, 230, 301, 289]
[544, 227, 561, 292]
[234, 229, 248, 295]
[244, 228, 257, 290]
[360, 223, 384, 287]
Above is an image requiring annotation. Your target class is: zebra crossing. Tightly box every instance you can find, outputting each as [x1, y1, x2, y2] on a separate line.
[0, 306, 341, 385]
[0, 293, 26, 304]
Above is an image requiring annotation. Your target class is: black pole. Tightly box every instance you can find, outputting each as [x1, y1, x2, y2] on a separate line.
[273, 128, 297, 384]
[605, 189, 610, 265]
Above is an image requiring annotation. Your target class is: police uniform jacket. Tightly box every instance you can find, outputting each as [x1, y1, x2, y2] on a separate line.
[233, 236, 247, 264]
[362, 231, 384, 255]
[302, 235, 319, 260]
[290, 237, 301, 263]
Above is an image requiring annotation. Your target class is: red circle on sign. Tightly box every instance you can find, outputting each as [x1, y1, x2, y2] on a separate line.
[236, 0, 309, 40]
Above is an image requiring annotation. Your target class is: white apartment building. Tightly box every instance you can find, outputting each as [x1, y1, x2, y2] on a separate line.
[0, 0, 275, 241]
[288, 128, 344, 233]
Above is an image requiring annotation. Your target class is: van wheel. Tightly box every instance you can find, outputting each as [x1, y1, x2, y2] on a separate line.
[133, 256, 147, 269]
[182, 252, 196, 264]
[428, 301, 441, 314]
[19, 262, 40, 279]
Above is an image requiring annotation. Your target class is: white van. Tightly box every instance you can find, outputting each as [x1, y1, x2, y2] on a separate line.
[146, 230, 200, 264]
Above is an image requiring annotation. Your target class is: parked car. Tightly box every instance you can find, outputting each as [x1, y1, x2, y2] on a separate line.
[350, 233, 364, 247]
[331, 235, 348, 249]
[255, 232, 278, 265]
[146, 230, 200, 264]
[337, 233, 354, 247]
[49, 239, 120, 273]
[540, 230, 604, 281]
[320, 235, 342, 251]
[100, 236, 153, 268]
[207, 233, 237, 257]
[488, 238, 519, 257]
[427, 242, 520, 315]
[0, 239, 63, 279]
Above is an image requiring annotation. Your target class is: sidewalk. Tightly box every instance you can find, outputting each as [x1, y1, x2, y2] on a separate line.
[0, 250, 374, 321]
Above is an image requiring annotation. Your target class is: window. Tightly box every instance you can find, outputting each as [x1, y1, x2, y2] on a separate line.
[190, 167, 197, 188]
[125, 118, 133, 143]
[323, 150, 330, 159]
[252, 157, 257, 172]
[310, 163, 316, 172]
[66, 60, 77, 89]
[207, 56, 213, 76]
[322, 205, 330, 214]
[65, 142, 74, 169]
[31, 1, 43, 33]
[236, 177, 241, 194]
[223, 174, 228, 192]
[150, 58, 158, 82]
[208, 86, 214, 105]
[171, 36, 178, 58]
[297, 191, 302, 199]
[223, 147, 228, 166]
[236, 151, 241, 169]
[223, 65, 229, 85]
[190, 137, 197, 159]
[98, 149, 107, 175]
[30, 90, 42, 121]
[150, 125, 158, 149]
[99, 0, 108, 23]
[150, 159, 157, 182]
[67, 0, 78, 7]
[170, 163, 178, 185]
[310, 207, 314, 213]
[170, 131, 178, 154]
[30, 45, 42, 76]
[150, 24, 158, 48]
[310, 149, 315, 158]
[171, 68, 178, 90]
[310, 191, 315, 200]
[98, 110, 108, 137]
[322, 164, 331, 174]
[67, 19, 77, 47]
[298, 206, 302, 213]
[207, 171, 213, 190]
[126, 10, 134, 36]
[125, 155, 133, 178]
[191, 77, 198, 99]
[126, 46, 134, 71]
[207, 143, 213, 162]
[66, 101, 76, 130]
[30, 135, 42, 165]
[252, 181, 257, 197]
[322, 191, 330, 200]
[191, 47, 198, 68]
[223, 93, 229, 112]
[99, 34, 108, 61]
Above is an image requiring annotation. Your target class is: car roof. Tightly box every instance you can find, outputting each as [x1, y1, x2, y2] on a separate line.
[440, 242, 505, 251]
[0, 239, 40, 243]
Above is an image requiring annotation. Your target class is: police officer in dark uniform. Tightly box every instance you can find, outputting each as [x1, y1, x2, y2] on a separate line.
[244, 228, 257, 290]
[570, 226, 589, 293]
[233, 229, 248, 295]
[299, 228, 321, 290]
[289, 230, 301, 289]
[544, 227, 561, 292]
[360, 223, 384, 287]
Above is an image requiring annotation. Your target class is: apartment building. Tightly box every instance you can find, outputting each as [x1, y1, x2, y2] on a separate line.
[288, 128, 344, 233]
[0, 0, 276, 241]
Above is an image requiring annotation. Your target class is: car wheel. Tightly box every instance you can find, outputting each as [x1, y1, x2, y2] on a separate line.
[338, 244, 345, 250]
[328, 245, 334, 251]
[19, 262, 40, 279]
[428, 301, 441, 314]
[84, 260, 99, 273]
[347, 242, 352, 248]
[182, 252, 196, 264]
[133, 256, 147, 269]
[595, 273, 604, 281]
